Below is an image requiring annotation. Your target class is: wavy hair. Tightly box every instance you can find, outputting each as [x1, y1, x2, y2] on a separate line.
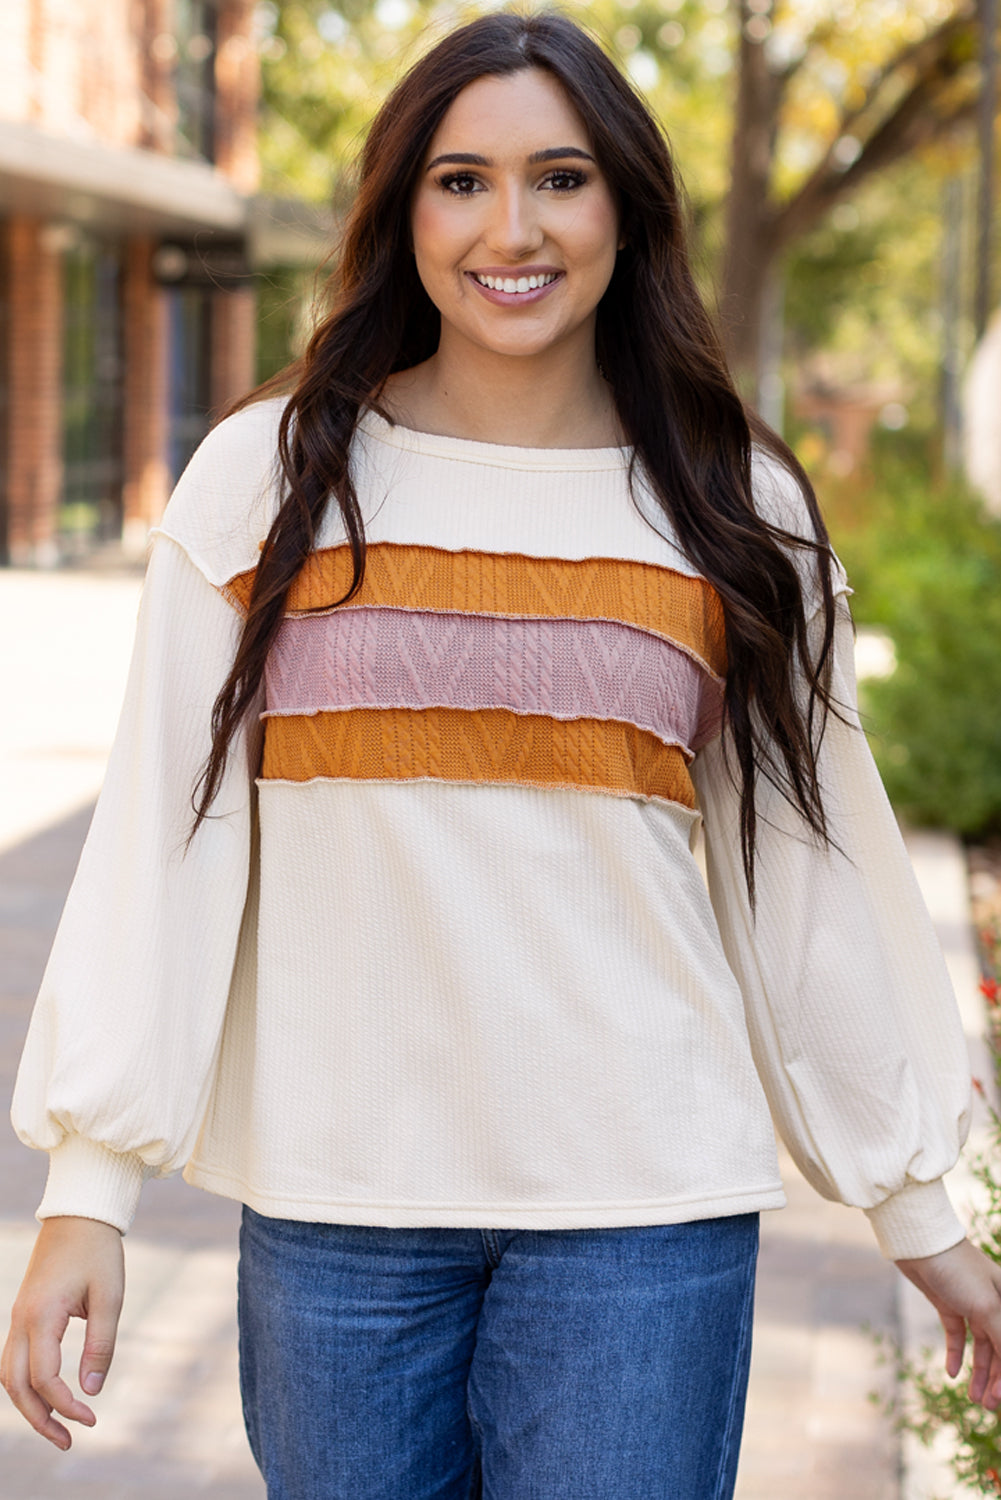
[193, 8, 839, 902]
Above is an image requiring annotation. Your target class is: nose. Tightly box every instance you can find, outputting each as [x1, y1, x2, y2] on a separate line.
[483, 180, 544, 259]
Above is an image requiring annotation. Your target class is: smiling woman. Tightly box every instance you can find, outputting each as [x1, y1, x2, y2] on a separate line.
[4, 11, 1001, 1500]
[396, 70, 623, 444]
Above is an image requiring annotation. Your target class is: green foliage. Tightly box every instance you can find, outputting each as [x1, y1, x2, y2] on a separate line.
[255, 0, 741, 210]
[783, 155, 964, 408]
[875, 1320, 1001, 1496]
[784, 212, 886, 352]
[829, 444, 1001, 840]
[255, 266, 323, 383]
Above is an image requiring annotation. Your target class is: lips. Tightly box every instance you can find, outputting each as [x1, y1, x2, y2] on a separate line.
[465, 268, 565, 306]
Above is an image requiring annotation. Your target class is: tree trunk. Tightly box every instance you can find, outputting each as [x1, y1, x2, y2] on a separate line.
[718, 3, 977, 400]
[719, 5, 781, 398]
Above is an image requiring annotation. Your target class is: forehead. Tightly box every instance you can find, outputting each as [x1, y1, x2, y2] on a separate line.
[426, 69, 592, 159]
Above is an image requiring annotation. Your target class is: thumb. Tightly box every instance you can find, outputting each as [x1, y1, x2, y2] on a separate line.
[79, 1281, 123, 1397]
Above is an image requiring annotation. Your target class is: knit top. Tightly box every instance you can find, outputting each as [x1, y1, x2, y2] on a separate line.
[11, 400, 971, 1260]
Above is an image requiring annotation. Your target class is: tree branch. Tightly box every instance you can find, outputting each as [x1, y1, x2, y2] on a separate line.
[771, 27, 978, 248]
[833, 6, 975, 137]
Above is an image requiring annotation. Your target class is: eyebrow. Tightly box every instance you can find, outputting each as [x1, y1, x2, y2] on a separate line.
[425, 147, 595, 171]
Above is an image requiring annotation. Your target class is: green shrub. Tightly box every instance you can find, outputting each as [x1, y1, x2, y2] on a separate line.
[828, 448, 1001, 839]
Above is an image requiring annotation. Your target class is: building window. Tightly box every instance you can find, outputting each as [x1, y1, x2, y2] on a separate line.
[0, 225, 8, 564]
[166, 285, 213, 482]
[61, 239, 125, 553]
[175, 0, 218, 161]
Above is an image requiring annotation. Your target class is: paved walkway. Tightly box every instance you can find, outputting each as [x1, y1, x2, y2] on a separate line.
[0, 567, 987, 1498]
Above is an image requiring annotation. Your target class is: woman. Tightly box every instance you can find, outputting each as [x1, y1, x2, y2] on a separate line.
[4, 11, 1001, 1498]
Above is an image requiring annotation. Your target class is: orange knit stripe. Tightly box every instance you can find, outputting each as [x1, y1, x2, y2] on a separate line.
[261, 707, 696, 809]
[225, 544, 726, 676]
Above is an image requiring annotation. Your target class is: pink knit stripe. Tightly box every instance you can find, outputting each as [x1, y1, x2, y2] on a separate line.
[264, 608, 724, 752]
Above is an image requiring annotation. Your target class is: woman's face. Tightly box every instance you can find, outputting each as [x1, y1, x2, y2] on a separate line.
[411, 68, 621, 367]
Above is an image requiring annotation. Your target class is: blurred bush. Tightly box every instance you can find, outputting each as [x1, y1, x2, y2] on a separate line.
[825, 434, 1001, 838]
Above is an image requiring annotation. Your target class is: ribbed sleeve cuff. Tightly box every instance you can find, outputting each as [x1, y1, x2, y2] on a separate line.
[37, 1136, 149, 1235]
[864, 1179, 966, 1261]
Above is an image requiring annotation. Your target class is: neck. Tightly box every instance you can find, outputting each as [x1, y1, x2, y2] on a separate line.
[382, 332, 622, 449]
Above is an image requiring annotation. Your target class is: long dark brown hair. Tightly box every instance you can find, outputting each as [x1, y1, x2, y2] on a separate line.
[194, 8, 840, 901]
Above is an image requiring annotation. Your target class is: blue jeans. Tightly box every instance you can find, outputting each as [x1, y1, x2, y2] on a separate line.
[238, 1208, 758, 1500]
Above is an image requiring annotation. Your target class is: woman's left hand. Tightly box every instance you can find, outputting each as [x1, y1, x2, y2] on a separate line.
[895, 1238, 1001, 1407]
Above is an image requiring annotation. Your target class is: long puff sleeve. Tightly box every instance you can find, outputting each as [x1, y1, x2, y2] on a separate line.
[10, 533, 257, 1234]
[692, 587, 972, 1261]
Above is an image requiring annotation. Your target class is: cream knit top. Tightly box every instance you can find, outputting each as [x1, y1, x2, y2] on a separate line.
[11, 400, 971, 1260]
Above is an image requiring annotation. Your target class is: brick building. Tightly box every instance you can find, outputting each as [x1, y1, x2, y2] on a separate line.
[0, 0, 265, 564]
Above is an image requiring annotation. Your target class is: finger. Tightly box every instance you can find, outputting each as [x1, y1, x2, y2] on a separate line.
[2, 1327, 76, 1450]
[968, 1330, 991, 1404]
[984, 1349, 1001, 1411]
[27, 1316, 96, 1431]
[973, 1299, 1001, 1404]
[940, 1312, 967, 1380]
[966, 1298, 1001, 1406]
[79, 1280, 122, 1397]
[969, 1337, 1001, 1409]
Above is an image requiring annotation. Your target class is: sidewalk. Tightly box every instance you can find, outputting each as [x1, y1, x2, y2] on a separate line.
[0, 566, 986, 1498]
[0, 569, 264, 1498]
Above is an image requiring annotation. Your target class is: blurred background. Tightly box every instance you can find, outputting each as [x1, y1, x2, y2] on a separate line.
[0, 0, 998, 838]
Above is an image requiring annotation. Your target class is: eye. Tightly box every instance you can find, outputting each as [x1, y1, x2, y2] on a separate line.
[541, 169, 588, 194]
[436, 172, 482, 197]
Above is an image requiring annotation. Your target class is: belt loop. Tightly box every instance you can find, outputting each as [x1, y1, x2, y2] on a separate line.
[480, 1228, 503, 1267]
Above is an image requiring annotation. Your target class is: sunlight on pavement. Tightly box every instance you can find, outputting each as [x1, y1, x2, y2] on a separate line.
[0, 567, 263, 1498]
[0, 571, 143, 855]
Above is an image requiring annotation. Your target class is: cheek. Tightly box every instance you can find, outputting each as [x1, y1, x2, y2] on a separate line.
[562, 195, 621, 270]
[411, 196, 465, 279]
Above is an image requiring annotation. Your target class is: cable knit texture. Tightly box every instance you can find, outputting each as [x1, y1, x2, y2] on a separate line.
[11, 401, 971, 1259]
[263, 610, 724, 750]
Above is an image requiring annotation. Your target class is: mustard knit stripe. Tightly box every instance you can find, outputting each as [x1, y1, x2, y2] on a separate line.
[261, 707, 696, 809]
[225, 544, 727, 678]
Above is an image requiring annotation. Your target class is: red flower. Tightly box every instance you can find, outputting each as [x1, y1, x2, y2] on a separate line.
[981, 978, 1000, 1006]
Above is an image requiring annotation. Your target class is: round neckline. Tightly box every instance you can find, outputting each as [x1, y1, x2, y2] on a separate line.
[357, 407, 634, 473]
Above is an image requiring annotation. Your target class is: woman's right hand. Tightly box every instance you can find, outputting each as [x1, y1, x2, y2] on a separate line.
[0, 1215, 124, 1449]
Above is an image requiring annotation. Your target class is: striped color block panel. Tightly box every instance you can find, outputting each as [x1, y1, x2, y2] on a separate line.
[228, 544, 727, 810]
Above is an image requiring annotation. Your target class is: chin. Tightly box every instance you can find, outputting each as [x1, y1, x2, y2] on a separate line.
[471, 327, 568, 360]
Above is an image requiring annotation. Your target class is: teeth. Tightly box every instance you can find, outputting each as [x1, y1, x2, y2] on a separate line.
[473, 272, 558, 293]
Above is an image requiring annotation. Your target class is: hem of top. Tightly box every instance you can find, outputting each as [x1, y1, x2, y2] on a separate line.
[182, 1162, 786, 1228]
